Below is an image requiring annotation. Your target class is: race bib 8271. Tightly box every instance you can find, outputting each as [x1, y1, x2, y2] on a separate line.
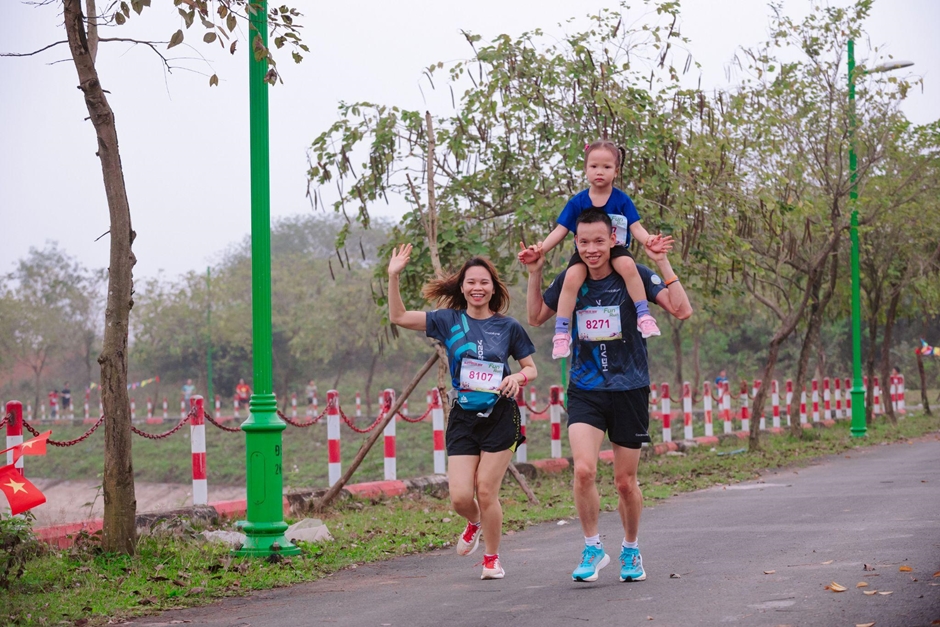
[576, 306, 623, 341]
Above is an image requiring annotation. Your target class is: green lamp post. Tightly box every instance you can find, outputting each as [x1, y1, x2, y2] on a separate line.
[235, 1, 300, 557]
[847, 39, 913, 438]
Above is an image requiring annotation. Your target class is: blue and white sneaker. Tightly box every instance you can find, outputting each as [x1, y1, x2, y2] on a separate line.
[619, 546, 646, 582]
[572, 545, 610, 582]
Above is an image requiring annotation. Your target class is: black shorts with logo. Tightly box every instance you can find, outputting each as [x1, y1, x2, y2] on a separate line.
[567, 245, 634, 268]
[566, 387, 651, 448]
[446, 396, 525, 456]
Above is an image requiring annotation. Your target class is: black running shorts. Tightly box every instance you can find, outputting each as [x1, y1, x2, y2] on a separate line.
[566, 387, 651, 447]
[447, 396, 525, 456]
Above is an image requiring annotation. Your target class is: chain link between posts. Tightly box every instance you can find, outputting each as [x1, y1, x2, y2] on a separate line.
[130, 408, 193, 440]
[524, 400, 549, 414]
[278, 402, 329, 428]
[397, 406, 432, 423]
[0, 412, 9, 430]
[204, 410, 242, 432]
[23, 415, 105, 447]
[339, 399, 390, 433]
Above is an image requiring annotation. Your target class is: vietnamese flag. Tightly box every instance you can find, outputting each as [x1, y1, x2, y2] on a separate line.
[0, 464, 46, 515]
[0, 430, 51, 463]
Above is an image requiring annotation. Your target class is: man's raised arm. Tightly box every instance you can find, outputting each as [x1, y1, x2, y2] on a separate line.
[645, 241, 692, 320]
[523, 245, 556, 327]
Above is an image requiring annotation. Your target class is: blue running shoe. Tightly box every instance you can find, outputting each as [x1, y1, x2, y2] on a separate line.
[619, 546, 646, 582]
[572, 545, 610, 582]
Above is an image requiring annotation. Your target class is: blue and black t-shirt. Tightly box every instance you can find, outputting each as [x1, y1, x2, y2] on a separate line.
[556, 187, 641, 248]
[543, 265, 665, 392]
[425, 309, 536, 394]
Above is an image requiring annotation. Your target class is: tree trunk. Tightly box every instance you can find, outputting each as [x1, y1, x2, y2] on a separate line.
[916, 350, 931, 415]
[64, 0, 137, 554]
[749, 338, 783, 452]
[878, 290, 901, 425]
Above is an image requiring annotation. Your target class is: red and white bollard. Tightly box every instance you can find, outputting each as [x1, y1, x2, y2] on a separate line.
[146, 397, 161, 424]
[40, 401, 46, 422]
[355, 392, 362, 418]
[5, 401, 23, 475]
[650, 382, 659, 409]
[291, 393, 298, 419]
[682, 382, 693, 440]
[383, 389, 397, 480]
[131, 398, 137, 422]
[823, 378, 831, 420]
[312, 392, 319, 416]
[50, 394, 59, 422]
[431, 389, 446, 473]
[873, 377, 882, 415]
[800, 386, 808, 424]
[771, 380, 781, 429]
[845, 378, 852, 413]
[703, 382, 714, 437]
[327, 390, 341, 486]
[722, 381, 733, 434]
[84, 390, 90, 422]
[739, 382, 750, 432]
[163, 397, 169, 421]
[529, 386, 538, 416]
[190, 396, 207, 506]
[811, 380, 820, 422]
[402, 399, 409, 419]
[898, 375, 906, 414]
[834, 378, 843, 419]
[26, 402, 32, 422]
[889, 376, 898, 413]
[214, 395, 222, 420]
[550, 385, 563, 457]
[180, 396, 186, 419]
[661, 382, 672, 442]
[785, 379, 794, 426]
[514, 388, 527, 463]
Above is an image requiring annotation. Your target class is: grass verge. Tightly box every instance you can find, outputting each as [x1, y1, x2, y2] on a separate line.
[4, 411, 938, 626]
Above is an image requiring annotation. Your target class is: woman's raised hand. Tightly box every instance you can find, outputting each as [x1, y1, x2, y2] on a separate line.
[388, 244, 413, 276]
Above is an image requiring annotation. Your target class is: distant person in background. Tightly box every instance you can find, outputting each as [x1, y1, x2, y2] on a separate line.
[182, 379, 196, 405]
[61, 382, 72, 417]
[714, 370, 728, 387]
[306, 379, 318, 406]
[235, 379, 251, 410]
[48, 389, 58, 419]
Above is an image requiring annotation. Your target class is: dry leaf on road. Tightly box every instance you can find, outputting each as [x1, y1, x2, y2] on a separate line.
[828, 582, 847, 592]
[669, 573, 681, 579]
[899, 565, 912, 572]
[855, 623, 875, 627]
[822, 560, 834, 565]
[877, 591, 893, 596]
[863, 564, 875, 571]
[857, 582, 869, 588]
[933, 571, 940, 578]
[764, 570, 776, 575]
[863, 590, 877, 596]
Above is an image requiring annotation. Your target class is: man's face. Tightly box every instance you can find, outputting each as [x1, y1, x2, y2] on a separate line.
[575, 221, 615, 270]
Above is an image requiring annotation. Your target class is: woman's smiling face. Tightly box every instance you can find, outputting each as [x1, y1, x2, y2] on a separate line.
[461, 265, 494, 308]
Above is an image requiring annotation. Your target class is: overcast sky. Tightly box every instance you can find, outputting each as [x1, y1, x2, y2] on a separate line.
[1, 0, 937, 282]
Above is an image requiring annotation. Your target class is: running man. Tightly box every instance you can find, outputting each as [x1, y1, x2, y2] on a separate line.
[524, 208, 692, 583]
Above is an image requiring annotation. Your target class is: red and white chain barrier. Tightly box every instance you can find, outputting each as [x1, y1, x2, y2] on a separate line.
[549, 385, 563, 458]
[739, 382, 750, 433]
[355, 392, 362, 418]
[898, 374, 906, 414]
[811, 380, 820, 422]
[383, 389, 397, 480]
[190, 396, 207, 505]
[661, 382, 672, 442]
[823, 378, 831, 420]
[834, 378, 843, 419]
[873, 377, 882, 415]
[800, 385, 808, 424]
[771, 380, 781, 429]
[722, 382, 732, 434]
[5, 401, 23, 475]
[327, 390, 341, 486]
[785, 380, 793, 424]
[703, 381, 714, 437]
[845, 378, 852, 413]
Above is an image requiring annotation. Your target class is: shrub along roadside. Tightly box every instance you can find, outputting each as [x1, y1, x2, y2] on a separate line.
[4, 412, 937, 626]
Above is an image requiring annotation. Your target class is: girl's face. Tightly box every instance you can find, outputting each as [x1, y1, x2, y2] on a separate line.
[585, 147, 618, 190]
[461, 265, 495, 308]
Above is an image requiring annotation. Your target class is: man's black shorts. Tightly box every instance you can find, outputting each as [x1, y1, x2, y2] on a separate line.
[566, 387, 651, 448]
[567, 245, 634, 269]
[447, 396, 525, 456]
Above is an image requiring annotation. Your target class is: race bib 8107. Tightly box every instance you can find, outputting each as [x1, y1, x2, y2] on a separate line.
[459, 358, 504, 393]
[576, 306, 623, 341]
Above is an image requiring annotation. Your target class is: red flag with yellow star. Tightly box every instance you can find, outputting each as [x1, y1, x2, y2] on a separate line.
[0, 430, 51, 463]
[0, 464, 46, 515]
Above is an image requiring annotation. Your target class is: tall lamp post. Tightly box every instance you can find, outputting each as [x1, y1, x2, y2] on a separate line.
[847, 39, 913, 438]
[235, 2, 300, 556]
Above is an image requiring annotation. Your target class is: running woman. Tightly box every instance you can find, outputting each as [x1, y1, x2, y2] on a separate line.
[388, 243, 537, 580]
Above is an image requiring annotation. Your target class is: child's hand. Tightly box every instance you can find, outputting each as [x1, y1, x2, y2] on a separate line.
[517, 242, 543, 265]
[645, 234, 674, 255]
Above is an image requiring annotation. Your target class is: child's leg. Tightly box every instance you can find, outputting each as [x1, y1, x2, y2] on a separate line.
[612, 256, 661, 338]
[552, 263, 588, 359]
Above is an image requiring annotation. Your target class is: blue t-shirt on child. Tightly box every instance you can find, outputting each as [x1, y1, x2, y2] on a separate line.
[556, 187, 640, 248]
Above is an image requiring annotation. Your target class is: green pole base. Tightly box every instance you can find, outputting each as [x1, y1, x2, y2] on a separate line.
[233, 520, 301, 557]
[849, 389, 867, 438]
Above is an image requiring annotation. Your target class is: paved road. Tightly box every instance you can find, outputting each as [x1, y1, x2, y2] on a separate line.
[135, 436, 940, 627]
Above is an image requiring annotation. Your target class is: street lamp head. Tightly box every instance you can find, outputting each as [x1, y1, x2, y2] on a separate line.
[870, 60, 914, 73]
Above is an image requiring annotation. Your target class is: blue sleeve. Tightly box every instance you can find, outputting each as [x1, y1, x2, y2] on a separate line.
[424, 309, 453, 345]
[556, 191, 587, 232]
[613, 189, 641, 226]
[542, 270, 565, 312]
[509, 319, 536, 361]
[637, 264, 666, 303]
